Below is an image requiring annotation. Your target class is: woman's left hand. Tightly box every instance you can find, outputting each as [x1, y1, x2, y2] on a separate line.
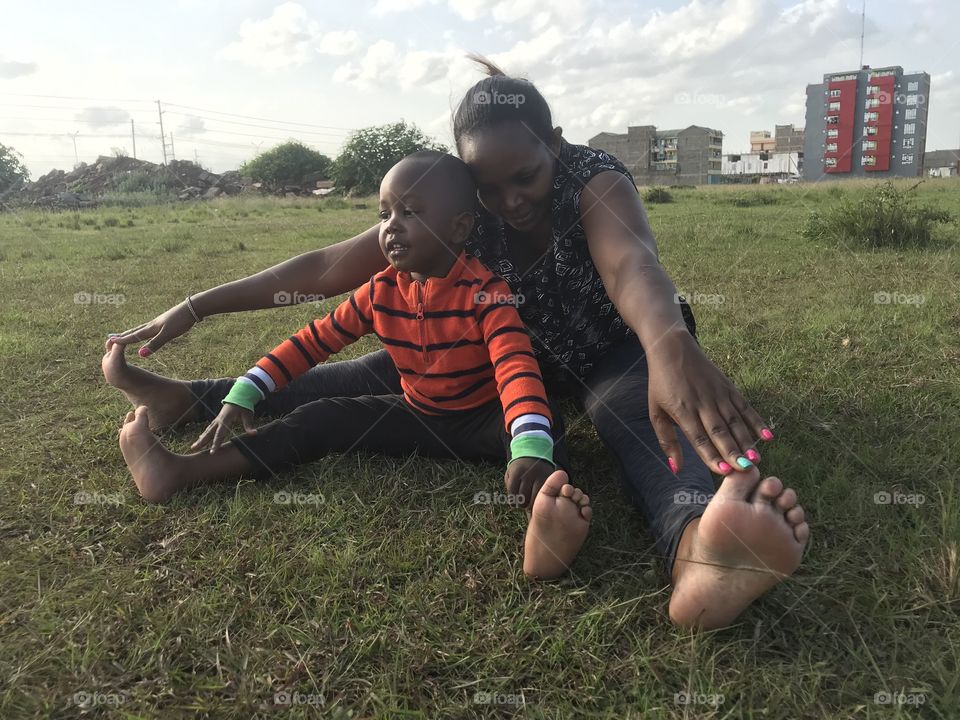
[645, 329, 772, 475]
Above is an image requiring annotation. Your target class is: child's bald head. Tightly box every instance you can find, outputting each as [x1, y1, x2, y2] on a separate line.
[381, 151, 477, 216]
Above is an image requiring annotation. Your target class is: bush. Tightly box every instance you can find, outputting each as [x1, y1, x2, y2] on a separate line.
[643, 186, 673, 203]
[113, 171, 179, 194]
[728, 191, 781, 207]
[240, 142, 331, 192]
[803, 181, 952, 249]
[330, 122, 446, 196]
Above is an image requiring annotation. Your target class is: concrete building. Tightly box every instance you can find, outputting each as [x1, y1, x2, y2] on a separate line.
[804, 65, 930, 181]
[589, 125, 723, 185]
[923, 149, 960, 177]
[750, 131, 776, 152]
[775, 124, 805, 152]
[722, 151, 802, 180]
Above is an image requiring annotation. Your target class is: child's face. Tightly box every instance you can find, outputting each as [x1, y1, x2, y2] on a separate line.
[458, 122, 560, 233]
[378, 163, 465, 280]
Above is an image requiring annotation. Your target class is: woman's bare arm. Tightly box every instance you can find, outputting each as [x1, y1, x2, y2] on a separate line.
[107, 224, 385, 354]
[191, 224, 384, 316]
[580, 172, 771, 474]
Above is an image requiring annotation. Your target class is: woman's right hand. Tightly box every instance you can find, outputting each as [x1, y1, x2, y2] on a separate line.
[191, 403, 258, 454]
[104, 301, 197, 357]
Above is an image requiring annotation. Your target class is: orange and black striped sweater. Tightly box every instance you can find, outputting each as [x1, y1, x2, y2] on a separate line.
[223, 253, 554, 461]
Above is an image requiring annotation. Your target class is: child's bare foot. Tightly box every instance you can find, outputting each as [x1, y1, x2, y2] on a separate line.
[119, 406, 184, 503]
[669, 467, 809, 629]
[102, 342, 199, 429]
[523, 470, 592, 579]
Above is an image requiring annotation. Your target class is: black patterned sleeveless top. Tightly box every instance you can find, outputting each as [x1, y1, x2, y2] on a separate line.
[466, 137, 697, 383]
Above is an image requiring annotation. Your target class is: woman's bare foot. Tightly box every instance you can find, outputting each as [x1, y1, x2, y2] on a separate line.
[102, 342, 199, 430]
[523, 470, 592, 579]
[119, 406, 186, 503]
[668, 467, 809, 629]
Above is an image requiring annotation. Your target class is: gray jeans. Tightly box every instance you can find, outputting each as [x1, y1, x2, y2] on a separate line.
[189, 338, 713, 571]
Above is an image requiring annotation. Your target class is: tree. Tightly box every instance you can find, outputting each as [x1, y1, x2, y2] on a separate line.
[240, 141, 331, 191]
[0, 143, 30, 197]
[330, 121, 447, 196]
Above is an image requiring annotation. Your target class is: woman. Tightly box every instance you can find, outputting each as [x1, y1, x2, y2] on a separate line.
[103, 57, 808, 629]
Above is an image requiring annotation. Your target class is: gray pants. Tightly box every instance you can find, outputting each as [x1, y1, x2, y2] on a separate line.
[189, 338, 713, 571]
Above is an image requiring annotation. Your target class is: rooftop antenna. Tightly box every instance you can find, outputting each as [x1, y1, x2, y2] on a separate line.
[859, 0, 866, 67]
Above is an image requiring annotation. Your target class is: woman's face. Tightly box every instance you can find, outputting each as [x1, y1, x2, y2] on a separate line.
[458, 123, 561, 233]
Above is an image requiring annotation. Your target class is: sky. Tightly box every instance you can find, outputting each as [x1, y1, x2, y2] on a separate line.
[2, 0, 958, 179]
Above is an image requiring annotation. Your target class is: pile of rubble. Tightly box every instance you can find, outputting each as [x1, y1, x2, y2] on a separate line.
[17, 156, 334, 208]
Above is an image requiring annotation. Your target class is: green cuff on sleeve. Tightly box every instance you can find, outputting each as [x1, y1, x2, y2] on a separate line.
[508, 434, 554, 466]
[222, 379, 262, 412]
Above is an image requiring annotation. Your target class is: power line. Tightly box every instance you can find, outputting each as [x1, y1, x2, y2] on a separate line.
[163, 110, 350, 138]
[0, 91, 152, 105]
[162, 101, 354, 131]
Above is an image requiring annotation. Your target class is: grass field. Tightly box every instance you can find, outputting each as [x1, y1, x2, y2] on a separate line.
[2, 179, 959, 718]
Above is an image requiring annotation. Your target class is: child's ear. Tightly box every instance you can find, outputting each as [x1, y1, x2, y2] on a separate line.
[450, 210, 476, 246]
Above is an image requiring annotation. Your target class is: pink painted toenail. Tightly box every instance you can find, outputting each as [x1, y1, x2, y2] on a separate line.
[138, 346, 152, 358]
[745, 449, 761, 463]
[718, 461, 733, 473]
[668, 457, 678, 474]
[760, 428, 774, 441]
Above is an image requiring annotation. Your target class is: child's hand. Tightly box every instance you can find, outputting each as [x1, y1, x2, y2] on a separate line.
[191, 403, 258, 454]
[504, 457, 555, 510]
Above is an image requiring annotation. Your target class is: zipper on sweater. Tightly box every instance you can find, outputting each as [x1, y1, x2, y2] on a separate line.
[416, 281, 427, 363]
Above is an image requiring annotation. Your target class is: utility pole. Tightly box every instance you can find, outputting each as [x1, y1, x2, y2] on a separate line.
[130, 119, 137, 159]
[859, 0, 866, 67]
[70, 131, 79, 166]
[169, 132, 176, 161]
[156, 99, 168, 165]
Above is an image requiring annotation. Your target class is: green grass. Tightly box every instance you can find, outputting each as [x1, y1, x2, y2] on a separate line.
[1, 180, 959, 718]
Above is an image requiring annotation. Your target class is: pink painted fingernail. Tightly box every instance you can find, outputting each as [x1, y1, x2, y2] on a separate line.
[667, 457, 678, 474]
[760, 428, 774, 441]
[138, 346, 152, 358]
[746, 449, 761, 463]
[718, 461, 733, 474]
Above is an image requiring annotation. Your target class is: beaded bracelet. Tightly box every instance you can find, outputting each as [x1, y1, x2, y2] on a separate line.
[185, 295, 204, 323]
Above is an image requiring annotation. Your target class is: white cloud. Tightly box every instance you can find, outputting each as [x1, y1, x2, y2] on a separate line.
[219, 2, 321, 71]
[333, 42, 470, 91]
[318, 30, 361, 56]
[0, 58, 37, 79]
[177, 115, 207, 134]
[448, 0, 489, 21]
[75, 107, 131, 128]
[372, 0, 436, 15]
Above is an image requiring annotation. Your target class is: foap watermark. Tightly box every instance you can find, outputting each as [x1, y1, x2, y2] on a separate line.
[74, 291, 125, 306]
[473, 491, 526, 506]
[675, 691, 724, 707]
[274, 490, 325, 506]
[274, 290, 327, 307]
[71, 691, 126, 708]
[874, 491, 925, 506]
[274, 690, 325, 707]
[873, 291, 924, 306]
[875, 91, 926, 106]
[473, 690, 526, 706]
[874, 690, 926, 706]
[74, 490, 123, 506]
[675, 290, 725, 306]
[674, 491, 716, 506]
[473, 90, 525, 107]
[674, 92, 726, 106]
[475, 289, 525, 307]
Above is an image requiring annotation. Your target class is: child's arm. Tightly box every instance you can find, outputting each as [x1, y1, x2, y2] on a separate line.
[476, 277, 555, 506]
[195, 280, 375, 451]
